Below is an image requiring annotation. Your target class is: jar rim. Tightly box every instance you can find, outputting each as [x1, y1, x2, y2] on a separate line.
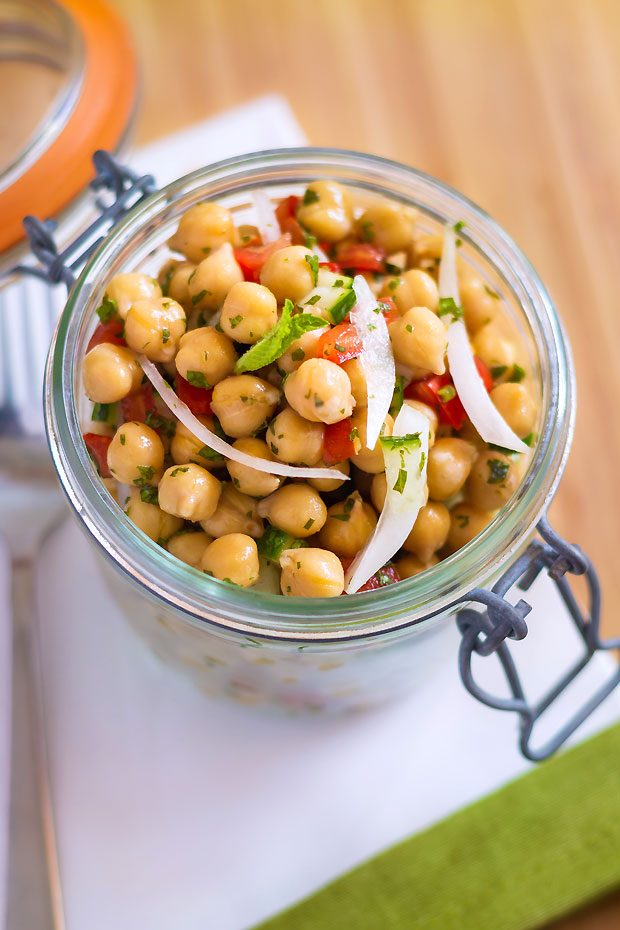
[45, 147, 575, 643]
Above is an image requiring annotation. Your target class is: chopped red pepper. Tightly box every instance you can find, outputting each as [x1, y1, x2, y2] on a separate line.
[339, 557, 401, 592]
[83, 433, 112, 477]
[87, 320, 125, 352]
[316, 322, 363, 365]
[334, 242, 386, 273]
[323, 418, 356, 465]
[474, 356, 493, 392]
[274, 196, 304, 244]
[176, 375, 213, 416]
[319, 261, 342, 274]
[377, 296, 400, 326]
[405, 373, 467, 430]
[234, 234, 291, 283]
[120, 383, 157, 423]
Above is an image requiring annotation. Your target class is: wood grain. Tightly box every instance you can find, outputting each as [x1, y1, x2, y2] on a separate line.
[108, 1, 620, 926]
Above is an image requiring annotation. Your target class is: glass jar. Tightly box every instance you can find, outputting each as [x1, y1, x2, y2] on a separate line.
[44, 149, 574, 713]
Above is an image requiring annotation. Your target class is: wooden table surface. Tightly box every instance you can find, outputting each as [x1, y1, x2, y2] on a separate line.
[110, 1, 620, 927]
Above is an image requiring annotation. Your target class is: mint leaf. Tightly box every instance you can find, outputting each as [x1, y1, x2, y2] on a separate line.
[235, 300, 325, 374]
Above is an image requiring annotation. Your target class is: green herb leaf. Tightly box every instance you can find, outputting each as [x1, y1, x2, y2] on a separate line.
[484, 284, 500, 300]
[235, 299, 325, 374]
[438, 297, 463, 322]
[360, 220, 375, 242]
[393, 468, 408, 494]
[390, 375, 405, 416]
[198, 445, 222, 461]
[140, 485, 159, 505]
[162, 327, 170, 344]
[522, 432, 536, 447]
[191, 289, 208, 306]
[303, 518, 315, 530]
[380, 433, 421, 451]
[305, 254, 319, 287]
[170, 466, 189, 477]
[186, 370, 210, 388]
[487, 458, 510, 484]
[437, 384, 456, 403]
[160, 265, 175, 297]
[258, 525, 305, 563]
[491, 365, 508, 380]
[96, 296, 118, 323]
[302, 188, 319, 206]
[509, 364, 526, 383]
[92, 402, 110, 422]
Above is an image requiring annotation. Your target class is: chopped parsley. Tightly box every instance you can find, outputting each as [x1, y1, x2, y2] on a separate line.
[229, 314, 244, 329]
[388, 277, 402, 292]
[390, 375, 405, 416]
[96, 296, 118, 323]
[186, 370, 210, 388]
[136, 465, 155, 482]
[393, 468, 408, 494]
[291, 347, 305, 362]
[437, 384, 456, 403]
[145, 410, 176, 438]
[438, 297, 463, 322]
[360, 220, 375, 242]
[487, 458, 510, 484]
[140, 486, 159, 505]
[162, 327, 170, 344]
[304, 294, 321, 305]
[170, 466, 189, 477]
[484, 284, 500, 300]
[119, 433, 126, 446]
[491, 365, 507, 380]
[91, 402, 110, 422]
[305, 254, 319, 287]
[509, 364, 526, 383]
[302, 188, 320, 206]
[191, 289, 208, 305]
[456, 513, 470, 528]
[522, 432, 536, 447]
[303, 518, 315, 530]
[160, 265, 175, 297]
[380, 433, 421, 451]
[258, 525, 305, 563]
[198, 445, 222, 461]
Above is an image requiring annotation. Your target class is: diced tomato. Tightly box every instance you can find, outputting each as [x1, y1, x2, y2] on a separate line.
[474, 356, 493, 392]
[120, 383, 157, 423]
[87, 320, 125, 352]
[316, 322, 363, 365]
[405, 373, 467, 430]
[234, 234, 291, 283]
[319, 261, 342, 274]
[176, 375, 213, 416]
[83, 433, 112, 477]
[323, 418, 356, 465]
[334, 242, 386, 273]
[274, 196, 304, 243]
[377, 296, 400, 325]
[339, 558, 401, 592]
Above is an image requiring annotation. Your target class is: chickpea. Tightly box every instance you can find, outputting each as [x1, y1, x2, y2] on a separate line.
[296, 181, 353, 242]
[403, 502, 450, 562]
[446, 503, 495, 553]
[104, 273, 161, 320]
[403, 399, 438, 446]
[279, 548, 344, 597]
[124, 297, 186, 363]
[187, 243, 243, 312]
[467, 450, 519, 512]
[370, 472, 387, 512]
[490, 383, 537, 438]
[266, 407, 324, 465]
[175, 326, 237, 387]
[211, 374, 280, 439]
[318, 491, 377, 557]
[124, 487, 183, 542]
[341, 357, 367, 408]
[158, 260, 195, 307]
[259, 245, 316, 303]
[107, 421, 164, 485]
[350, 410, 393, 474]
[284, 358, 355, 425]
[277, 327, 327, 375]
[83, 343, 142, 403]
[170, 416, 225, 469]
[396, 553, 439, 579]
[472, 322, 517, 371]
[257, 484, 327, 537]
[167, 531, 213, 568]
[388, 269, 439, 313]
[459, 274, 498, 334]
[226, 438, 283, 497]
[158, 463, 221, 522]
[200, 483, 264, 538]
[220, 281, 278, 343]
[168, 202, 235, 264]
[389, 306, 447, 376]
[201, 533, 259, 587]
[427, 438, 477, 501]
[356, 201, 416, 253]
[307, 459, 350, 492]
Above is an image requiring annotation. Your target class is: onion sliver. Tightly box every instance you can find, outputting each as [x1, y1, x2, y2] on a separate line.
[439, 225, 528, 454]
[350, 275, 396, 449]
[252, 190, 280, 244]
[345, 405, 429, 594]
[138, 357, 350, 482]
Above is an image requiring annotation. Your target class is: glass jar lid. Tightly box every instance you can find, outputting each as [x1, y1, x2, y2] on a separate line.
[0, 0, 137, 267]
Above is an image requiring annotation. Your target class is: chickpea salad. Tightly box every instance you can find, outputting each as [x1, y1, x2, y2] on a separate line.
[81, 181, 538, 598]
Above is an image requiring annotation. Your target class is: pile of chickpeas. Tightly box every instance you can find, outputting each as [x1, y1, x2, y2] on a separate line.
[81, 180, 538, 598]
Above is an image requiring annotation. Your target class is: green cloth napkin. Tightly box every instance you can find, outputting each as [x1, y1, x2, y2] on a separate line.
[256, 723, 620, 930]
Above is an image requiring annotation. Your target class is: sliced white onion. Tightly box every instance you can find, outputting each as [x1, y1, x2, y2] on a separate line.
[350, 275, 396, 449]
[252, 190, 280, 244]
[439, 223, 528, 454]
[138, 357, 349, 482]
[345, 404, 429, 593]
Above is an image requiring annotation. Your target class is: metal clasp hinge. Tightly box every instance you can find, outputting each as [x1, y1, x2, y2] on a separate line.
[456, 516, 620, 761]
[16, 151, 156, 289]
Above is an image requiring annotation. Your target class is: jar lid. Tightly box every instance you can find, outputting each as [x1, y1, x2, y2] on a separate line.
[0, 0, 137, 258]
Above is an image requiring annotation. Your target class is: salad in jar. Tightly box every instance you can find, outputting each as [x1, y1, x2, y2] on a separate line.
[80, 180, 539, 598]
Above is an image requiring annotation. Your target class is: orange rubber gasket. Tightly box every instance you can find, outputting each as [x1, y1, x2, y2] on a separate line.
[0, 0, 137, 255]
